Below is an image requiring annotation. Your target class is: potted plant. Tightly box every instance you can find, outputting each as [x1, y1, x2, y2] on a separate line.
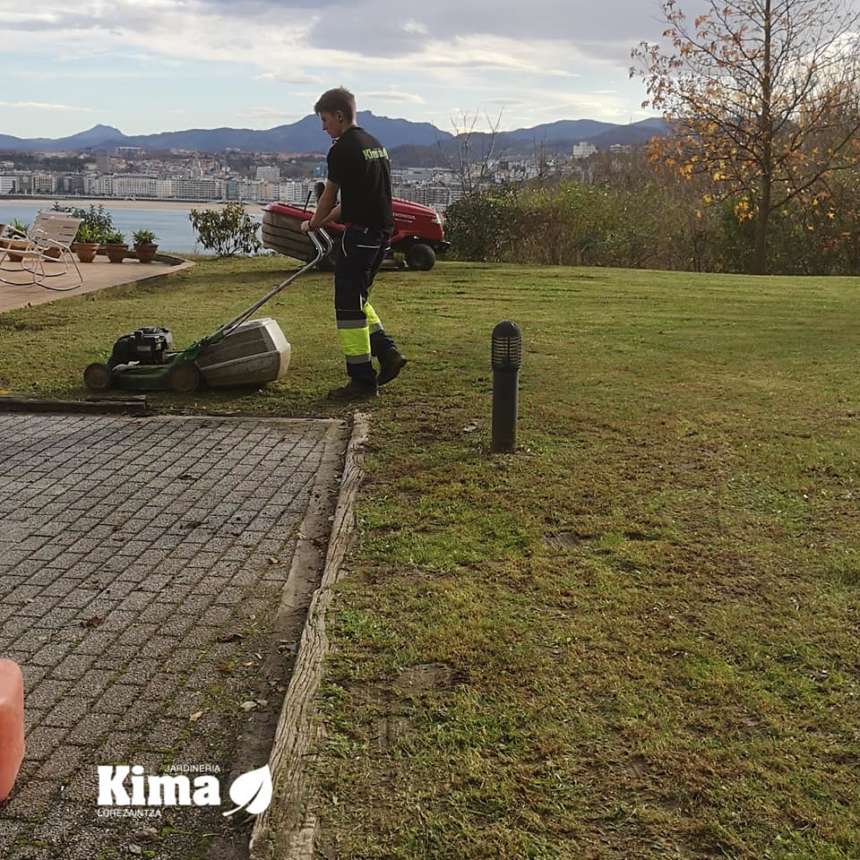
[69, 204, 113, 255]
[132, 229, 159, 264]
[2, 220, 30, 263]
[75, 224, 101, 263]
[103, 230, 128, 264]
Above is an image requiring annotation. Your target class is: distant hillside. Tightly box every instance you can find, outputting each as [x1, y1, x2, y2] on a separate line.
[587, 118, 670, 149]
[391, 118, 669, 166]
[0, 124, 125, 153]
[117, 112, 452, 154]
[389, 143, 449, 168]
[0, 115, 668, 158]
[455, 118, 668, 157]
[0, 113, 450, 155]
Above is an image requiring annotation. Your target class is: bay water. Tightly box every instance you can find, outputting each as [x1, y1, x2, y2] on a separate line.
[0, 200, 268, 255]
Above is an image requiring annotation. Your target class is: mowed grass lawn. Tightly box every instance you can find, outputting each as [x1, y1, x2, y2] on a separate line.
[1, 258, 858, 859]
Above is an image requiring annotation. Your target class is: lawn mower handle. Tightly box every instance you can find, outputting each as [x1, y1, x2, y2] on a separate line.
[213, 228, 333, 340]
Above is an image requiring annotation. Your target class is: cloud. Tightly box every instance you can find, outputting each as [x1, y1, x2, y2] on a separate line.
[0, 1, 178, 32]
[144, 0, 676, 63]
[413, 36, 581, 77]
[363, 91, 426, 104]
[25, 68, 168, 81]
[237, 106, 302, 122]
[2, 11, 63, 25]
[402, 19, 428, 35]
[0, 0, 696, 64]
[0, 0, 678, 134]
[533, 90, 644, 121]
[0, 100, 94, 112]
[0, 2, 593, 85]
[268, 0, 711, 64]
[256, 71, 322, 85]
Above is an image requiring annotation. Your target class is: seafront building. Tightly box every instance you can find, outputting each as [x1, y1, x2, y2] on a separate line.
[0, 131, 625, 210]
[0, 162, 474, 211]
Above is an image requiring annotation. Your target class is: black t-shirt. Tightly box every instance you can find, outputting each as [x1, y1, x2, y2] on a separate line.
[326, 126, 394, 231]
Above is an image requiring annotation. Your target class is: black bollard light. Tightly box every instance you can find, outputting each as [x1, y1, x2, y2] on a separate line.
[491, 320, 522, 453]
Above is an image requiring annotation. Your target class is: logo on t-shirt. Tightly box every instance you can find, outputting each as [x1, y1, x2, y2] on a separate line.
[362, 146, 389, 161]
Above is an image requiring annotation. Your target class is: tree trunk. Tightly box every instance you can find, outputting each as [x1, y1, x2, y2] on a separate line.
[851, 230, 860, 275]
[754, 178, 771, 275]
[753, 0, 774, 276]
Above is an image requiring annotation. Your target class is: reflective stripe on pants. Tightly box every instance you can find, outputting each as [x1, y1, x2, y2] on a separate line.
[334, 226, 392, 382]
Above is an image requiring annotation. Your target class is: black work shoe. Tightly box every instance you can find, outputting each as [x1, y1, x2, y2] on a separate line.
[327, 380, 379, 401]
[378, 350, 408, 386]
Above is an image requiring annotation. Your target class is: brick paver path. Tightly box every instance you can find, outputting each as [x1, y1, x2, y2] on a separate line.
[0, 413, 342, 859]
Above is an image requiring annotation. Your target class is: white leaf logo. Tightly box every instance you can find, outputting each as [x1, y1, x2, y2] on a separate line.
[223, 765, 273, 817]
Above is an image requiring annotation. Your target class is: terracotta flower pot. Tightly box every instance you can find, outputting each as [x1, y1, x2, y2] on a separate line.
[44, 247, 62, 260]
[76, 243, 100, 264]
[105, 243, 128, 264]
[1, 239, 28, 263]
[134, 242, 158, 264]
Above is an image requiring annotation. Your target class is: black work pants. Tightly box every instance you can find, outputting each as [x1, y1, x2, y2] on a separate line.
[334, 225, 397, 383]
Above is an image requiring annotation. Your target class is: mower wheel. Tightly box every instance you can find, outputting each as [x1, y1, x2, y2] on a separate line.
[167, 361, 202, 394]
[83, 363, 112, 392]
[405, 243, 436, 271]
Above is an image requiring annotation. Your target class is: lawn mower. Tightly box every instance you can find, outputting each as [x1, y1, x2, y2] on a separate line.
[82, 229, 333, 394]
[262, 186, 449, 271]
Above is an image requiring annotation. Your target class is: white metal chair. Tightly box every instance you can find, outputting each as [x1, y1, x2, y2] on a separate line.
[0, 211, 84, 291]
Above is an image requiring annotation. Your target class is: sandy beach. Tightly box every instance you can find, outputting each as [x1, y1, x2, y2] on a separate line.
[1, 198, 267, 213]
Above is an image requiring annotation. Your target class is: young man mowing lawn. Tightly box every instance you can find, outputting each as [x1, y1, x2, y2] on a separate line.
[301, 87, 407, 400]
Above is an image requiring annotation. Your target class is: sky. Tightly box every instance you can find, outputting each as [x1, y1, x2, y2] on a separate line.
[0, 0, 688, 139]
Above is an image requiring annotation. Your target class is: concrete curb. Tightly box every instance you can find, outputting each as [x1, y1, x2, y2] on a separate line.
[249, 411, 370, 860]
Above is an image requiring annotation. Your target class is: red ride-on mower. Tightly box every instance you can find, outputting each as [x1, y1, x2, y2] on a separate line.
[262, 186, 449, 271]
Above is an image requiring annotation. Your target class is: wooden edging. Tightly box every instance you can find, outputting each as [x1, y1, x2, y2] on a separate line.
[250, 411, 370, 860]
[0, 395, 149, 415]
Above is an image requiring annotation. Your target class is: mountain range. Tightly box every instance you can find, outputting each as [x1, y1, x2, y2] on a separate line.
[0, 113, 668, 161]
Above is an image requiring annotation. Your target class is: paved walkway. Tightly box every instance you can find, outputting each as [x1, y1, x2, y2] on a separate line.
[0, 413, 346, 859]
[0, 256, 192, 315]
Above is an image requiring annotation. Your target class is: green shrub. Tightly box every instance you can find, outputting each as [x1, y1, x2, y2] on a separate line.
[132, 229, 158, 245]
[76, 224, 98, 244]
[443, 177, 860, 275]
[189, 204, 261, 257]
[446, 182, 672, 269]
[63, 204, 115, 245]
[444, 188, 524, 261]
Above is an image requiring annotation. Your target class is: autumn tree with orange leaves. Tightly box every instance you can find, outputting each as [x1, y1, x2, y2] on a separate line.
[632, 0, 860, 274]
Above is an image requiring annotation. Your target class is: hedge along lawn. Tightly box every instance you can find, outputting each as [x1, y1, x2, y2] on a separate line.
[1, 259, 858, 858]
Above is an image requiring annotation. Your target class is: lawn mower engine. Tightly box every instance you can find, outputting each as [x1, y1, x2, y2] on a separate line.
[109, 327, 174, 367]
